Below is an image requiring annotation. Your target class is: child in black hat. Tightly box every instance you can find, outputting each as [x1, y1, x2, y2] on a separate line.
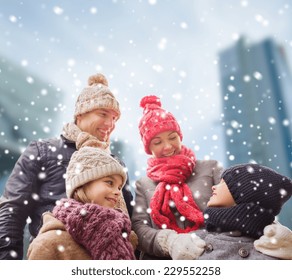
[193, 163, 292, 259]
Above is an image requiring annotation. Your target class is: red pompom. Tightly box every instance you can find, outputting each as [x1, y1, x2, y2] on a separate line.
[140, 95, 161, 109]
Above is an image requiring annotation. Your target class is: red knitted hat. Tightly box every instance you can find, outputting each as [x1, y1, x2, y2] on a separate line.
[139, 95, 183, 154]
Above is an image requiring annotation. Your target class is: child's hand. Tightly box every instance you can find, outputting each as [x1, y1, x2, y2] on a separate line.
[254, 223, 292, 259]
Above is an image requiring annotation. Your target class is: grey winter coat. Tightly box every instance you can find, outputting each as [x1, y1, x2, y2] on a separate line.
[0, 136, 133, 260]
[132, 160, 223, 260]
[195, 230, 278, 260]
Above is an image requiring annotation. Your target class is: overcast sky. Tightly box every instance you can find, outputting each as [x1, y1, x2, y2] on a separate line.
[1, 0, 292, 178]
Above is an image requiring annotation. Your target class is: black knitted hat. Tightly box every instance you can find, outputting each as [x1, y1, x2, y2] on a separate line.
[205, 164, 292, 238]
[222, 164, 292, 215]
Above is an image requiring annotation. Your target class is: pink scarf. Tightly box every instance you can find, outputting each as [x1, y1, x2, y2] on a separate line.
[147, 146, 204, 233]
[53, 198, 135, 260]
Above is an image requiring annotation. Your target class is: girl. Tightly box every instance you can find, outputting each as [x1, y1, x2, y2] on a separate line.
[27, 136, 136, 260]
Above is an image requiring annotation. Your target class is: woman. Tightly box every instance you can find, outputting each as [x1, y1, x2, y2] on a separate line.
[132, 95, 223, 259]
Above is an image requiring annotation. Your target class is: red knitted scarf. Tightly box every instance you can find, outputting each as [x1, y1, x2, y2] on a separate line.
[147, 145, 204, 233]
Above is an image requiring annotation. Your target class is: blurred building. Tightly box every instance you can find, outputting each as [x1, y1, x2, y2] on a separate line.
[0, 56, 64, 259]
[0, 56, 63, 192]
[219, 37, 292, 227]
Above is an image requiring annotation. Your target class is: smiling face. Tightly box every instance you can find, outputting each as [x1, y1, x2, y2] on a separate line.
[149, 130, 182, 158]
[76, 108, 119, 142]
[207, 179, 236, 207]
[82, 175, 123, 208]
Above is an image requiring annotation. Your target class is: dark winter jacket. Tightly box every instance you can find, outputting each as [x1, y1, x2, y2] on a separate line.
[0, 135, 133, 260]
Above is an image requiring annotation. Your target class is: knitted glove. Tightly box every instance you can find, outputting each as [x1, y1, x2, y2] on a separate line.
[157, 229, 206, 260]
[254, 223, 292, 259]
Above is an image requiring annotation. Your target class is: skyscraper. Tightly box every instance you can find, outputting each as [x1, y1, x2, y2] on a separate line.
[0, 56, 63, 192]
[219, 37, 292, 227]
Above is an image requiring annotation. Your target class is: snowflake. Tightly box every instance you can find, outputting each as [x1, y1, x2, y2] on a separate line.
[173, 186, 179, 192]
[247, 166, 255, 173]
[279, 188, 287, 197]
[80, 209, 87, 216]
[9, 15, 17, 23]
[53, 6, 64, 15]
[90, 7, 97, 14]
[38, 172, 46, 180]
[146, 208, 152, 214]
[180, 216, 186, 222]
[180, 22, 188, 29]
[74, 163, 83, 174]
[148, 0, 157, 5]
[194, 191, 201, 199]
[270, 237, 278, 244]
[31, 193, 40, 201]
[130, 200, 136, 206]
[64, 201, 70, 208]
[29, 155, 35, 160]
[57, 245, 65, 252]
[135, 206, 143, 213]
[10, 250, 18, 258]
[253, 71, 263, 80]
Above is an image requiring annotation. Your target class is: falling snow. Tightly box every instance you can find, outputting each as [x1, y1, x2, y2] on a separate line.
[0, 1, 291, 264]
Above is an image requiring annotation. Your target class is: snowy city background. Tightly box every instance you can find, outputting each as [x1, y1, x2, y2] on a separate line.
[1, 1, 292, 225]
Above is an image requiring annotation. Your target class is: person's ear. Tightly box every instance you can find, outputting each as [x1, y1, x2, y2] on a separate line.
[75, 114, 81, 125]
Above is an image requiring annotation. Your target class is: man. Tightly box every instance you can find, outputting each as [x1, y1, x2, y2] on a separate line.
[0, 73, 133, 259]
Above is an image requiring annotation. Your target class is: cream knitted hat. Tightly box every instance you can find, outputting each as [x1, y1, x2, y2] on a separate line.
[74, 73, 121, 121]
[65, 147, 127, 198]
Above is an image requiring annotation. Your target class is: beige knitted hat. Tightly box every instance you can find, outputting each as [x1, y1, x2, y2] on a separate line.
[65, 147, 127, 198]
[74, 73, 121, 121]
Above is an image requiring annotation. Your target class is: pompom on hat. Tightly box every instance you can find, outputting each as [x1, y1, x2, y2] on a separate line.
[65, 136, 127, 198]
[138, 95, 183, 154]
[74, 73, 120, 121]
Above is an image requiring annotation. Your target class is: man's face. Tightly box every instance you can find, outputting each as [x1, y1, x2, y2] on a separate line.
[76, 108, 119, 141]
